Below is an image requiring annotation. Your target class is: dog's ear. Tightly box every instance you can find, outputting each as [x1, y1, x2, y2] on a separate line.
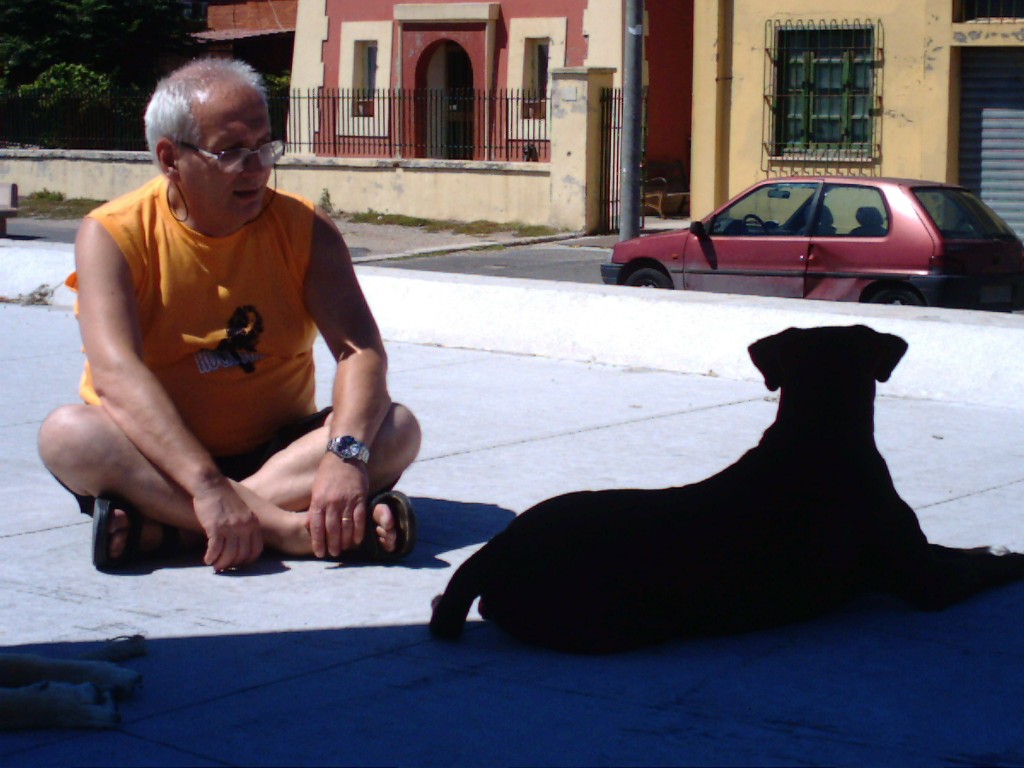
[870, 329, 909, 382]
[748, 328, 796, 391]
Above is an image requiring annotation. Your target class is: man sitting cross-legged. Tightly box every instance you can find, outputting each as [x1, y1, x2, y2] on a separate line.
[38, 58, 421, 573]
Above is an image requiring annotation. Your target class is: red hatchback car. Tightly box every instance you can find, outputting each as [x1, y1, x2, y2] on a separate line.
[602, 176, 1024, 311]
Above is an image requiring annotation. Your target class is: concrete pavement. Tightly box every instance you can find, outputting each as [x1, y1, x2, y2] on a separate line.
[2, 230, 1024, 766]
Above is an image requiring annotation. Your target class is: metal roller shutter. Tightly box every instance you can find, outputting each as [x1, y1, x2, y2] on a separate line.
[959, 47, 1024, 236]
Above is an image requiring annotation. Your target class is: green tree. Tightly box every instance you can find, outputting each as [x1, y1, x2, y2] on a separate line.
[17, 63, 114, 97]
[11, 62, 147, 150]
[264, 71, 292, 98]
[0, 0, 194, 92]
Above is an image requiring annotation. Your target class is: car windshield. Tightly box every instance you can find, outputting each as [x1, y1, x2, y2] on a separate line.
[710, 182, 819, 236]
[913, 188, 1018, 240]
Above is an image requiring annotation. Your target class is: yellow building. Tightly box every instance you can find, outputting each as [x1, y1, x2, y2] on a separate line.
[693, 1, 1024, 233]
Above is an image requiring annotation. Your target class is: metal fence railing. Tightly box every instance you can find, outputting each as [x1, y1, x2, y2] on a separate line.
[599, 88, 624, 233]
[0, 90, 150, 151]
[1, 88, 550, 163]
[277, 88, 549, 162]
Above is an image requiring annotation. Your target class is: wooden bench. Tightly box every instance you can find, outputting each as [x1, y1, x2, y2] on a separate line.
[0, 183, 18, 236]
[641, 160, 689, 218]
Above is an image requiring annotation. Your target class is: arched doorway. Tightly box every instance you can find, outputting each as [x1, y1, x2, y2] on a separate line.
[419, 41, 474, 159]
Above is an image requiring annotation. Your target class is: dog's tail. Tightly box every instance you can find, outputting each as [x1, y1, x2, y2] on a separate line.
[429, 541, 500, 641]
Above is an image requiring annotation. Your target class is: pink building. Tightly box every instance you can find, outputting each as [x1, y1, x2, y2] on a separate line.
[294, 1, 692, 170]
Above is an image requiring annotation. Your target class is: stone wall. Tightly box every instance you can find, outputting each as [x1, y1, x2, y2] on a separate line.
[0, 67, 615, 232]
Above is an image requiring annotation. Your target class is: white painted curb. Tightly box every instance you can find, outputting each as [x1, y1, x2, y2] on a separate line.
[357, 267, 1024, 412]
[0, 241, 76, 306]
[3, 243, 1022, 411]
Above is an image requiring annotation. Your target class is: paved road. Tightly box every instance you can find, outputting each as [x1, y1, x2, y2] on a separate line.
[366, 243, 611, 284]
[19, 216, 1021, 314]
[5, 217, 81, 243]
[6, 215, 615, 284]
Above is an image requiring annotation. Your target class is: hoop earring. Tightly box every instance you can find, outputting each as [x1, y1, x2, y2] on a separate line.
[168, 180, 189, 223]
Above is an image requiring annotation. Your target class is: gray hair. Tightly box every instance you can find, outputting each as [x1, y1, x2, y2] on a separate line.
[144, 58, 268, 166]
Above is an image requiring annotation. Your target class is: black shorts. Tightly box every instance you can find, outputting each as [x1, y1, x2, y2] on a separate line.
[65, 407, 332, 517]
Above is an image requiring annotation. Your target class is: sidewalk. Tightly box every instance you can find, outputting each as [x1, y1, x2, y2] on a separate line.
[3, 276, 1024, 764]
[3, 215, 1024, 765]
[0, 213, 682, 302]
[0, 220, 574, 306]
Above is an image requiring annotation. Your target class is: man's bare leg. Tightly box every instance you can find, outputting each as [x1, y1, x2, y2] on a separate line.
[38, 403, 309, 558]
[240, 403, 421, 551]
[38, 403, 420, 560]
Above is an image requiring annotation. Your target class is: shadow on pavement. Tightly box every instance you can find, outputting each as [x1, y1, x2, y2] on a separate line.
[5, 582, 1024, 766]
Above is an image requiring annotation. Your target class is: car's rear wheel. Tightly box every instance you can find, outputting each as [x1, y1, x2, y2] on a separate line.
[867, 286, 925, 306]
[624, 267, 672, 289]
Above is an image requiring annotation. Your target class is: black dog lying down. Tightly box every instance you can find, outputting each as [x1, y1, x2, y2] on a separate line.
[430, 325, 1024, 653]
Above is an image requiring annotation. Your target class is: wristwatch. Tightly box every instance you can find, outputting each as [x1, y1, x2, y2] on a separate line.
[326, 435, 371, 465]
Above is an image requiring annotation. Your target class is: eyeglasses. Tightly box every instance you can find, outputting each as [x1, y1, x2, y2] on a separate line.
[179, 139, 285, 173]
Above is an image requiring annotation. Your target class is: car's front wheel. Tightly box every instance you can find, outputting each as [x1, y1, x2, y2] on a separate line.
[867, 286, 925, 306]
[624, 267, 672, 289]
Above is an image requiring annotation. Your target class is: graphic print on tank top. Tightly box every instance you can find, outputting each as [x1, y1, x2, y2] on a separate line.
[194, 305, 266, 374]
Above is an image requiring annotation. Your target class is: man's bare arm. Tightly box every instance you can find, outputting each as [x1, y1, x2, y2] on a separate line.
[74, 217, 263, 570]
[303, 209, 393, 557]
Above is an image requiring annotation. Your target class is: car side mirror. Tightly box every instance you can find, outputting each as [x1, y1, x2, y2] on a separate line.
[690, 220, 708, 239]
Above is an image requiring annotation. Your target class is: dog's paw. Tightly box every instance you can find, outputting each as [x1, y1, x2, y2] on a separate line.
[428, 594, 466, 641]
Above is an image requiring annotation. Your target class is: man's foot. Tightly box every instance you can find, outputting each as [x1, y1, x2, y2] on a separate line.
[105, 509, 166, 559]
[92, 498, 183, 572]
[271, 492, 417, 562]
[369, 498, 398, 552]
[346, 491, 417, 563]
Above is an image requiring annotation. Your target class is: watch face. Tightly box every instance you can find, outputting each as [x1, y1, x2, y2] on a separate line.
[330, 436, 368, 462]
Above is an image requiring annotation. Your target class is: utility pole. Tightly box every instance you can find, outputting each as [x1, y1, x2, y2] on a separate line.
[619, 0, 644, 241]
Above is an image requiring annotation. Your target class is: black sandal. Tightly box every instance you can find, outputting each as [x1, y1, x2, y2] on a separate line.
[92, 497, 180, 572]
[341, 490, 417, 563]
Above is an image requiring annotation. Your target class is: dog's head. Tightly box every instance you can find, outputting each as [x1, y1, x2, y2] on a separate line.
[748, 325, 908, 392]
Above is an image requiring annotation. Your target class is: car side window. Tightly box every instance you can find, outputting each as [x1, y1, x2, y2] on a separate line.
[710, 182, 818, 236]
[815, 185, 889, 237]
